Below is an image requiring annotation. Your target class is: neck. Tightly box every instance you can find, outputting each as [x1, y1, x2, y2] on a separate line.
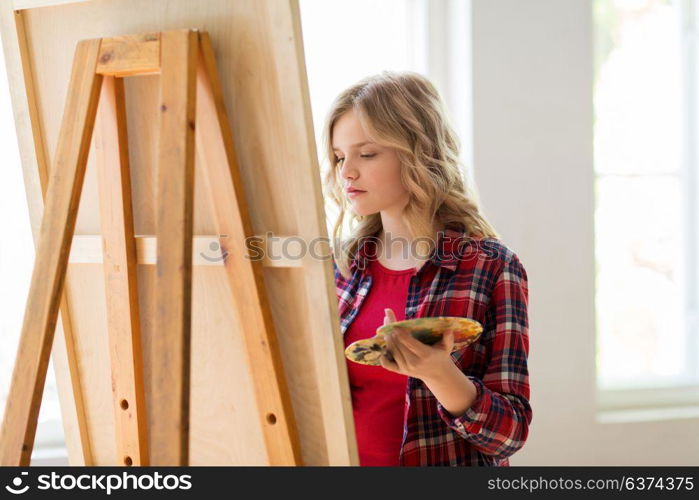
[377, 210, 443, 262]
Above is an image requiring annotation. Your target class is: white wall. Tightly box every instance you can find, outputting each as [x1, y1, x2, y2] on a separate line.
[470, 0, 699, 465]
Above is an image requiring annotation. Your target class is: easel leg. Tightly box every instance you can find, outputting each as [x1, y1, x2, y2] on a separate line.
[14, 9, 94, 467]
[151, 29, 198, 466]
[0, 39, 103, 466]
[94, 75, 148, 466]
[194, 32, 302, 465]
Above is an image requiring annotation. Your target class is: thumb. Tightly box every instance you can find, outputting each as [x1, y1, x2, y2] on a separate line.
[438, 328, 455, 347]
[384, 308, 397, 323]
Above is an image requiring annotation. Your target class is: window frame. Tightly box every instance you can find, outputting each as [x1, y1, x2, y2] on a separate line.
[594, 0, 699, 416]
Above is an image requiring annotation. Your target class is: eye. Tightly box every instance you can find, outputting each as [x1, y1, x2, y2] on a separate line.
[334, 153, 376, 166]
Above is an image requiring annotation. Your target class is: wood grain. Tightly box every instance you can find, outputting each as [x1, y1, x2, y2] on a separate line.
[0, 38, 102, 465]
[151, 29, 197, 466]
[196, 31, 301, 465]
[94, 75, 149, 466]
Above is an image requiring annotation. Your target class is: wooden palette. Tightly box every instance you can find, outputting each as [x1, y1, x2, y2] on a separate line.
[345, 316, 483, 366]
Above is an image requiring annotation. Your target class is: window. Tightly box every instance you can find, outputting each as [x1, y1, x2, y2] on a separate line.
[594, 0, 699, 410]
[300, 0, 426, 238]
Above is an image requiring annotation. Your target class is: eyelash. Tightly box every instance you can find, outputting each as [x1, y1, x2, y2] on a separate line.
[335, 154, 376, 165]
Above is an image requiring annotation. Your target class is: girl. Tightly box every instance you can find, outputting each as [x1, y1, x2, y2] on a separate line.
[323, 71, 531, 466]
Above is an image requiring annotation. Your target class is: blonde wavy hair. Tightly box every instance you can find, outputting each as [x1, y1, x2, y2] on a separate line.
[322, 70, 499, 278]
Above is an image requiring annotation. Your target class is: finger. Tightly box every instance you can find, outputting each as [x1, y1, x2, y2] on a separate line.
[435, 327, 451, 342]
[385, 333, 408, 370]
[398, 343, 420, 366]
[446, 329, 456, 350]
[379, 352, 400, 372]
[391, 332, 422, 367]
[437, 328, 454, 346]
[383, 308, 407, 335]
[394, 329, 430, 356]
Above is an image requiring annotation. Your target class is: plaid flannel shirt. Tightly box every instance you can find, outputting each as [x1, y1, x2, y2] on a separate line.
[333, 228, 532, 466]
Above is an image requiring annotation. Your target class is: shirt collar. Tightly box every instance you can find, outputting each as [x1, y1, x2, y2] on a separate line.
[350, 227, 465, 273]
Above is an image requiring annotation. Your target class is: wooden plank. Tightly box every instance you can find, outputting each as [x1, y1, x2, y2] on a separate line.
[1, 5, 94, 465]
[11, 8, 50, 193]
[13, 0, 90, 9]
[67, 234, 305, 267]
[0, 37, 102, 465]
[266, 0, 358, 465]
[151, 29, 198, 466]
[94, 75, 148, 466]
[96, 32, 160, 77]
[195, 31, 301, 465]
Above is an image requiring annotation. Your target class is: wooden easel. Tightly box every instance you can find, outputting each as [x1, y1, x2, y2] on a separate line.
[0, 29, 301, 466]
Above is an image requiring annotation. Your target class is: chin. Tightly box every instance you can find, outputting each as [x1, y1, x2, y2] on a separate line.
[352, 204, 379, 217]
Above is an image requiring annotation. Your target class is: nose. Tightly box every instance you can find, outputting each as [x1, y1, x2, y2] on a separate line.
[339, 157, 357, 181]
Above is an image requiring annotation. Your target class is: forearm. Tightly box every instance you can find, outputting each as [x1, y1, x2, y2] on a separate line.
[422, 360, 479, 418]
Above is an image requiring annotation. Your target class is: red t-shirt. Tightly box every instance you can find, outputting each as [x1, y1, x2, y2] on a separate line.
[343, 257, 414, 466]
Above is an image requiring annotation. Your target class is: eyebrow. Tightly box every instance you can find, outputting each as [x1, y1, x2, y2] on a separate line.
[332, 141, 375, 151]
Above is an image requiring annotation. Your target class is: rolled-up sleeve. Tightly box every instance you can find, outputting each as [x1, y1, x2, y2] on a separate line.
[436, 253, 532, 461]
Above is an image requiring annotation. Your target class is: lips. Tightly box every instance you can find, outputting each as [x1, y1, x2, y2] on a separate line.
[346, 187, 366, 194]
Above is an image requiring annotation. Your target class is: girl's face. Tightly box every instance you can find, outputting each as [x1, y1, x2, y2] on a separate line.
[332, 110, 409, 217]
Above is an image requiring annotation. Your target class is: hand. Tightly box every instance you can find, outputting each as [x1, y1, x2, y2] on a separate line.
[378, 308, 455, 381]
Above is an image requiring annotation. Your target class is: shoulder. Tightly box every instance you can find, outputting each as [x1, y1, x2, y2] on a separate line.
[451, 236, 527, 285]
